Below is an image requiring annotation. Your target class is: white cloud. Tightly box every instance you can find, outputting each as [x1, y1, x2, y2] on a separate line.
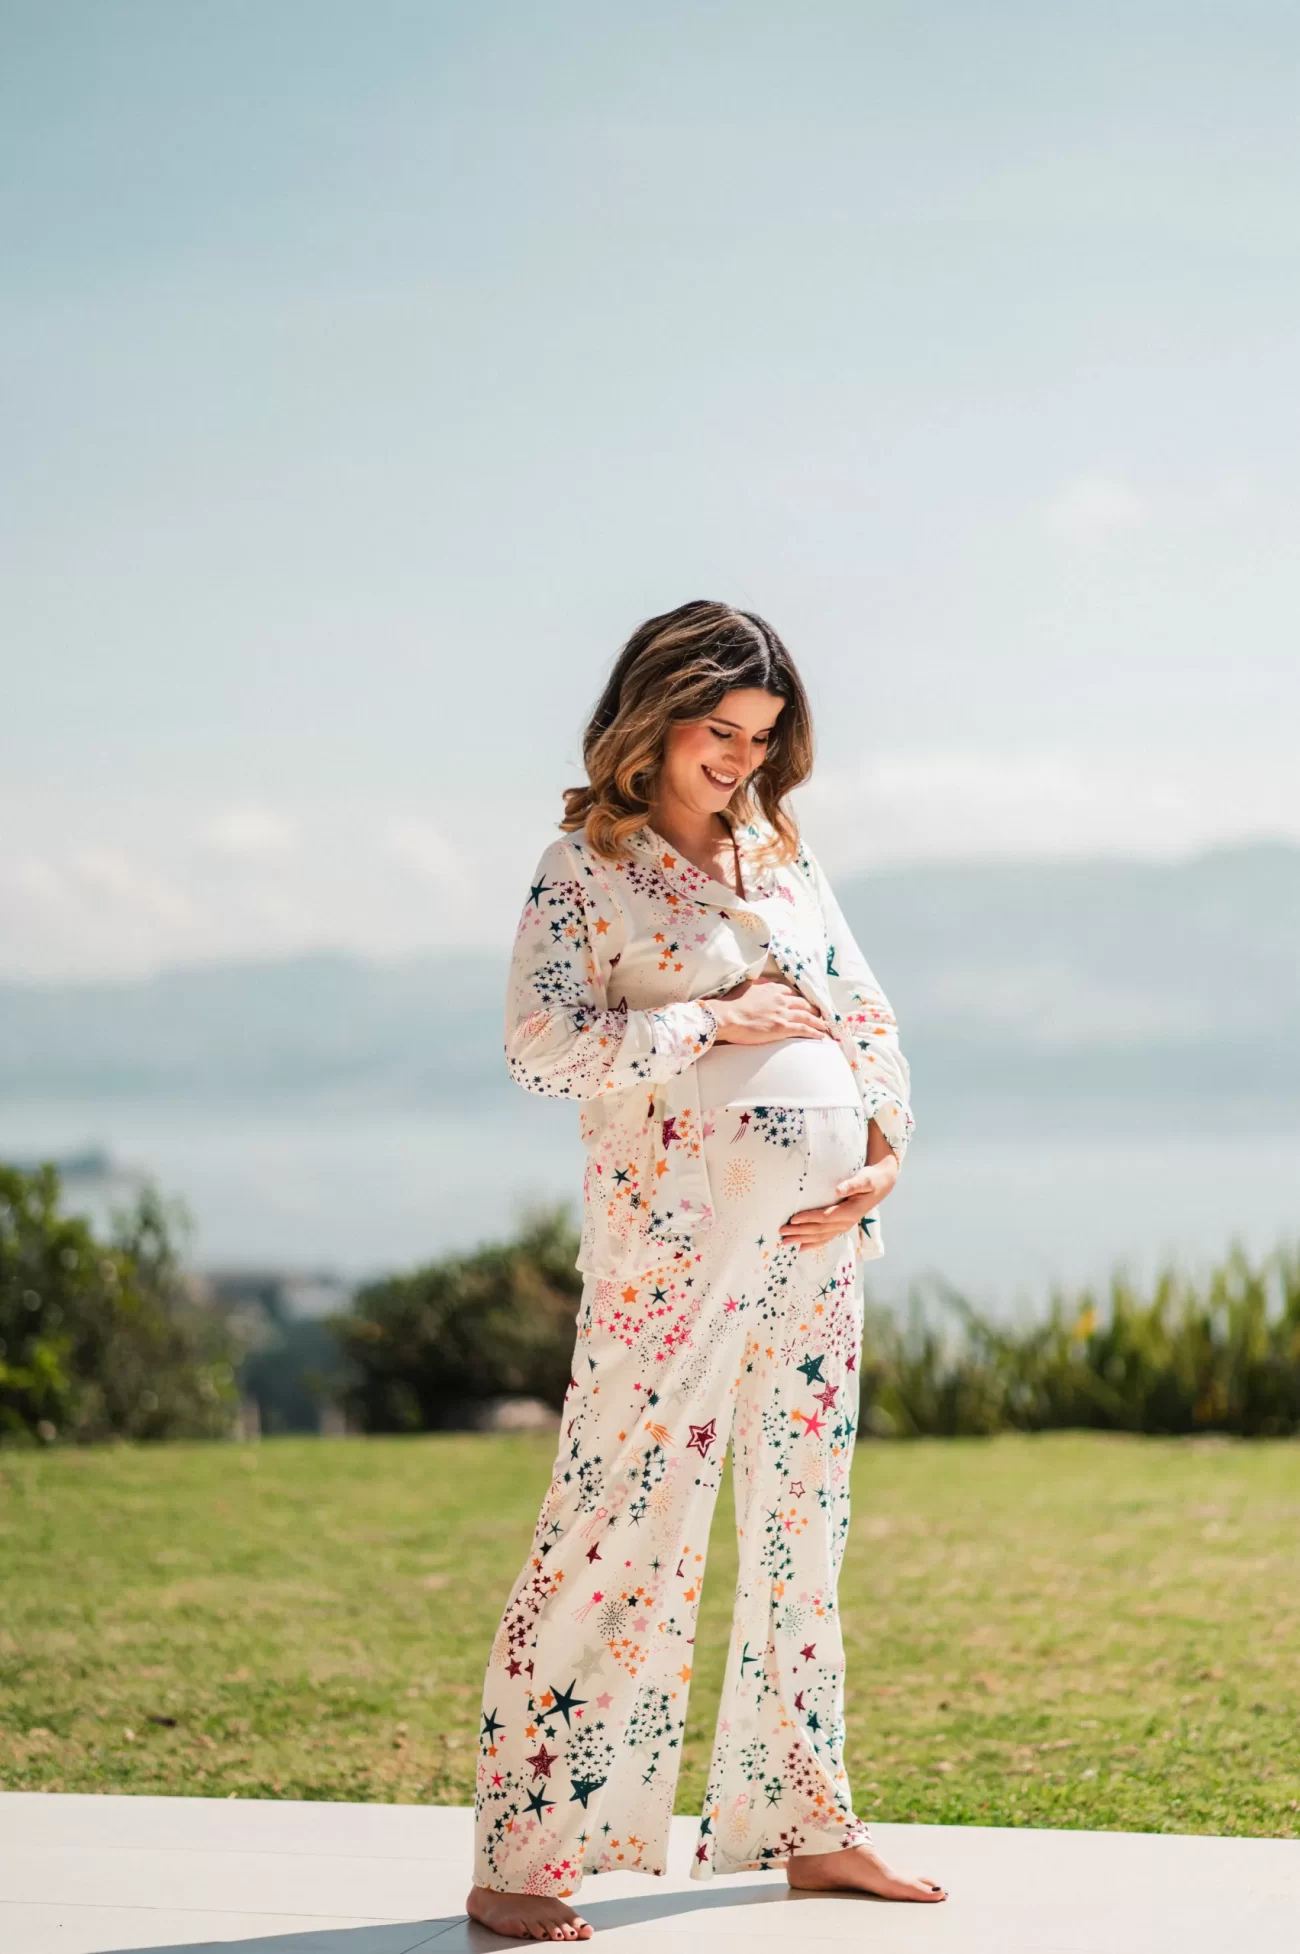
[1043, 473, 1148, 544]
[198, 806, 301, 862]
[384, 819, 473, 895]
[794, 748, 1276, 876]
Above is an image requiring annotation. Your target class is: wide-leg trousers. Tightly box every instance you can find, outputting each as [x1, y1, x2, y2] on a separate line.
[472, 1101, 873, 1897]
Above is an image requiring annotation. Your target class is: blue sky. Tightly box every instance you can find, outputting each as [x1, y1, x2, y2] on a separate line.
[4, 0, 1298, 976]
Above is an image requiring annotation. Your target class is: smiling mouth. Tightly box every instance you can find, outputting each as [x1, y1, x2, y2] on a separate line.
[702, 765, 739, 790]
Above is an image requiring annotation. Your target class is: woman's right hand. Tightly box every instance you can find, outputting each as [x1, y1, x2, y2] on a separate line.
[709, 977, 835, 1045]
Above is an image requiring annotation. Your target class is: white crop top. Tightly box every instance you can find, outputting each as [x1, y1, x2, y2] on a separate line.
[696, 907, 858, 1110]
[695, 1032, 859, 1109]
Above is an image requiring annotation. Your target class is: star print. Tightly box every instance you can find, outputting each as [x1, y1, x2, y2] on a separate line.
[596, 1691, 613, 1709]
[800, 1409, 825, 1439]
[799, 1642, 817, 1663]
[547, 1679, 588, 1728]
[526, 1743, 559, 1778]
[569, 1774, 606, 1808]
[480, 1707, 503, 1743]
[527, 878, 550, 908]
[586, 1542, 600, 1562]
[686, 1418, 717, 1459]
[797, 1353, 826, 1384]
[525, 1786, 555, 1820]
[815, 1382, 839, 1409]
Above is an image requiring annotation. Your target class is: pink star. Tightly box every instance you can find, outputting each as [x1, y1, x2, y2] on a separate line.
[596, 1691, 613, 1708]
[633, 1616, 648, 1632]
[800, 1409, 825, 1440]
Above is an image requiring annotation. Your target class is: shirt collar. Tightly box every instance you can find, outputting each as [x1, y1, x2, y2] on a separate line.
[626, 816, 780, 907]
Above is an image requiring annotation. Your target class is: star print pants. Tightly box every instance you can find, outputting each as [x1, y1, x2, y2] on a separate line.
[472, 1101, 873, 1897]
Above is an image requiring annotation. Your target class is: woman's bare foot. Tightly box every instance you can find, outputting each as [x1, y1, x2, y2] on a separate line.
[786, 1842, 947, 1903]
[466, 1883, 593, 1940]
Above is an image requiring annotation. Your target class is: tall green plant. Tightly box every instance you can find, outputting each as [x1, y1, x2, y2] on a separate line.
[861, 1243, 1300, 1438]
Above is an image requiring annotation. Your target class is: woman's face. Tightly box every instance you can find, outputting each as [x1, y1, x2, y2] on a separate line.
[659, 687, 785, 819]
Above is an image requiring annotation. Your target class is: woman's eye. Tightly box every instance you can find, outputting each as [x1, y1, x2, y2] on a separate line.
[710, 726, 734, 740]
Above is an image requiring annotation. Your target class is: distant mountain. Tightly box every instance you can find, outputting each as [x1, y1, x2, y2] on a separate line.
[2, 844, 1297, 1115]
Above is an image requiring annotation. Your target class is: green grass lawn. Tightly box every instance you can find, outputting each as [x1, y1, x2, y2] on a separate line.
[3, 1432, 1299, 1837]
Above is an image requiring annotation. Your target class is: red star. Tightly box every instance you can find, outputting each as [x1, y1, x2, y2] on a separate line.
[507, 1658, 522, 1677]
[800, 1409, 825, 1440]
[794, 1690, 804, 1711]
[687, 1418, 717, 1459]
[799, 1643, 817, 1663]
[815, 1382, 839, 1409]
[527, 1743, 559, 1778]
[586, 1543, 601, 1562]
[696, 1841, 709, 1862]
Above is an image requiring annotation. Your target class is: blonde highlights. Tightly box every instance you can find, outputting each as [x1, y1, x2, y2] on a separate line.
[561, 600, 814, 861]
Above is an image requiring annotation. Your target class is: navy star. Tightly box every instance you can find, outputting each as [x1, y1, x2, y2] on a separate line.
[569, 1774, 606, 1808]
[525, 1786, 555, 1820]
[527, 877, 551, 908]
[480, 1707, 503, 1744]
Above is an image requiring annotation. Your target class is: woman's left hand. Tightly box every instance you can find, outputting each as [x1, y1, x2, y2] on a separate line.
[779, 1153, 900, 1251]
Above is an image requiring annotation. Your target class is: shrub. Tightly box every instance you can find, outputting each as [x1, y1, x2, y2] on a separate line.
[0, 1164, 239, 1444]
[333, 1208, 582, 1431]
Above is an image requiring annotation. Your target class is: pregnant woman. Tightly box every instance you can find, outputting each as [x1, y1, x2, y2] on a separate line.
[467, 600, 945, 1940]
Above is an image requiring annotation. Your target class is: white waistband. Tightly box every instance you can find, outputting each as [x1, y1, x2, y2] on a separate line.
[695, 1035, 859, 1110]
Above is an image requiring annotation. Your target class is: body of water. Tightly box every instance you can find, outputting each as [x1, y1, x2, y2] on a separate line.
[3, 1090, 1297, 1315]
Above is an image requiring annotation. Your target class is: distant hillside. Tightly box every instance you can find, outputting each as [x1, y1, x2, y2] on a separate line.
[2, 844, 1297, 1111]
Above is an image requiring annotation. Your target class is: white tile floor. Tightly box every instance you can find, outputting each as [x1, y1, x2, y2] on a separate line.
[4, 1795, 1297, 1954]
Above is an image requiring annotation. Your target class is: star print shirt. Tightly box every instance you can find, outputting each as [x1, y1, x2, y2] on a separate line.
[504, 818, 913, 1278]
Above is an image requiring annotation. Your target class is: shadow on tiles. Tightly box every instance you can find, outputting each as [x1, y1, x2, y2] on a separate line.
[100, 1876, 798, 1953]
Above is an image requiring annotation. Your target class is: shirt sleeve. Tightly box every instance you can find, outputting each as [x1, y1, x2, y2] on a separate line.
[504, 838, 719, 1099]
[804, 844, 914, 1161]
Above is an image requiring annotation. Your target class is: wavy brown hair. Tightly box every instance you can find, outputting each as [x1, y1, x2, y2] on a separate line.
[561, 600, 814, 861]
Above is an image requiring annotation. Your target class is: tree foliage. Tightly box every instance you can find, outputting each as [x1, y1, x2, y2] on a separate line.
[333, 1208, 582, 1432]
[0, 1165, 238, 1444]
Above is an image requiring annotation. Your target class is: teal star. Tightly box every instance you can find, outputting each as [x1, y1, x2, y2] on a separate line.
[528, 878, 550, 907]
[547, 1679, 588, 1728]
[480, 1707, 503, 1743]
[797, 1353, 826, 1384]
[525, 1786, 554, 1820]
[569, 1774, 606, 1808]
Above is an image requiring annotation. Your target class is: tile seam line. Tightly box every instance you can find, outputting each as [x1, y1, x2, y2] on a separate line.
[0, 1899, 407, 1924]
[3, 1846, 469, 1864]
